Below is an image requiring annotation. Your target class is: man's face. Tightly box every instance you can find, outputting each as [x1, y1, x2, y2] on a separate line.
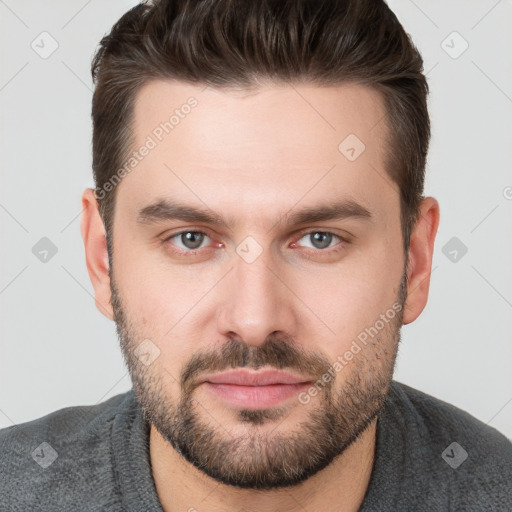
[108, 80, 407, 489]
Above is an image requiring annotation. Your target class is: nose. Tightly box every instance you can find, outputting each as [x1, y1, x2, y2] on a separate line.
[216, 243, 298, 347]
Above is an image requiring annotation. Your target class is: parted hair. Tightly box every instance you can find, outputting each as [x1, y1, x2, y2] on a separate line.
[91, 0, 429, 257]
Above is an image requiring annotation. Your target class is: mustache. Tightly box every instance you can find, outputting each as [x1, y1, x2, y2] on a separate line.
[181, 334, 332, 395]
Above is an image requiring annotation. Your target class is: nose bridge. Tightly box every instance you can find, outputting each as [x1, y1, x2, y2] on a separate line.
[217, 240, 295, 346]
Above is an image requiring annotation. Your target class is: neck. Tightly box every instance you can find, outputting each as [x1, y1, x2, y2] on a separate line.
[149, 419, 377, 512]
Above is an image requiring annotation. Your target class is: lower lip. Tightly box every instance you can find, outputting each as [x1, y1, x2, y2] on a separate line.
[203, 382, 311, 410]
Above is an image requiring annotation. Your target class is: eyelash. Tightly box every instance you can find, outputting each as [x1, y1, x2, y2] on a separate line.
[162, 229, 351, 257]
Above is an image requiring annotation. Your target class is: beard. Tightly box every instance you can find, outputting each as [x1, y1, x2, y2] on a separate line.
[109, 264, 407, 490]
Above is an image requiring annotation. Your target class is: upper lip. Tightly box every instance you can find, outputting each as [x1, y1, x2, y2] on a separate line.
[202, 369, 313, 386]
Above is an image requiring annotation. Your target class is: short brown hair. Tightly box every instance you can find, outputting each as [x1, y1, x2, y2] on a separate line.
[91, 0, 429, 259]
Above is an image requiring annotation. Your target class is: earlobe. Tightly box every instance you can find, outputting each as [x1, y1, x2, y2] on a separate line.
[402, 197, 440, 325]
[80, 188, 114, 320]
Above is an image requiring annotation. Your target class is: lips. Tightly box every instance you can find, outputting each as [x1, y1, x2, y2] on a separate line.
[202, 369, 312, 386]
[201, 369, 313, 410]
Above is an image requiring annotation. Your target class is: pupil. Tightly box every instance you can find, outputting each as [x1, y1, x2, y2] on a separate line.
[183, 232, 203, 249]
[312, 232, 331, 249]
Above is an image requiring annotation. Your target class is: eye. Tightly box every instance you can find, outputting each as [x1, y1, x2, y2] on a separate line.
[164, 230, 212, 253]
[161, 229, 350, 258]
[293, 231, 349, 252]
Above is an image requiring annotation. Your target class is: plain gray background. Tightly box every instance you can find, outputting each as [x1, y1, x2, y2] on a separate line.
[1, 0, 511, 440]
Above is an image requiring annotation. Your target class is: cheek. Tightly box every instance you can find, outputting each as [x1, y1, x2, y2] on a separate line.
[298, 246, 402, 355]
[114, 236, 190, 315]
[116, 261, 212, 364]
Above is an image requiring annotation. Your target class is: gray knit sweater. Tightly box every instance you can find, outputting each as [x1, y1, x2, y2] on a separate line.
[1, 381, 511, 511]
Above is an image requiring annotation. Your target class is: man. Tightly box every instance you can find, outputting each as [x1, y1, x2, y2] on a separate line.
[1, 0, 511, 510]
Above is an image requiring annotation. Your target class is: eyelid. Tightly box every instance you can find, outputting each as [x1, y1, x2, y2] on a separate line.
[163, 228, 213, 242]
[294, 227, 353, 242]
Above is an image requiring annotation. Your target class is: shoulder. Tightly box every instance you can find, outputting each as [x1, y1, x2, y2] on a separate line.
[0, 390, 134, 511]
[0, 391, 129, 442]
[389, 380, 512, 454]
[388, 381, 512, 507]
[0, 390, 130, 452]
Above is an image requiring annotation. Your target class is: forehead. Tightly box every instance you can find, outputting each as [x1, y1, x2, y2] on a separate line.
[117, 79, 397, 226]
[132, 78, 387, 158]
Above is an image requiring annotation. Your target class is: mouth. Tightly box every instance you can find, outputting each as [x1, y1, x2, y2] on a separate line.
[201, 369, 313, 410]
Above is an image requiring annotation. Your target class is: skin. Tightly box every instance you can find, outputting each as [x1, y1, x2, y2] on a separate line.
[81, 80, 439, 511]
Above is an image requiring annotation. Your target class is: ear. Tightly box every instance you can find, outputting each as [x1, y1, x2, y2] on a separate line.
[402, 196, 440, 325]
[80, 188, 114, 320]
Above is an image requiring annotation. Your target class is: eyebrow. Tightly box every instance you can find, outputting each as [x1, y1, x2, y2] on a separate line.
[136, 197, 373, 229]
